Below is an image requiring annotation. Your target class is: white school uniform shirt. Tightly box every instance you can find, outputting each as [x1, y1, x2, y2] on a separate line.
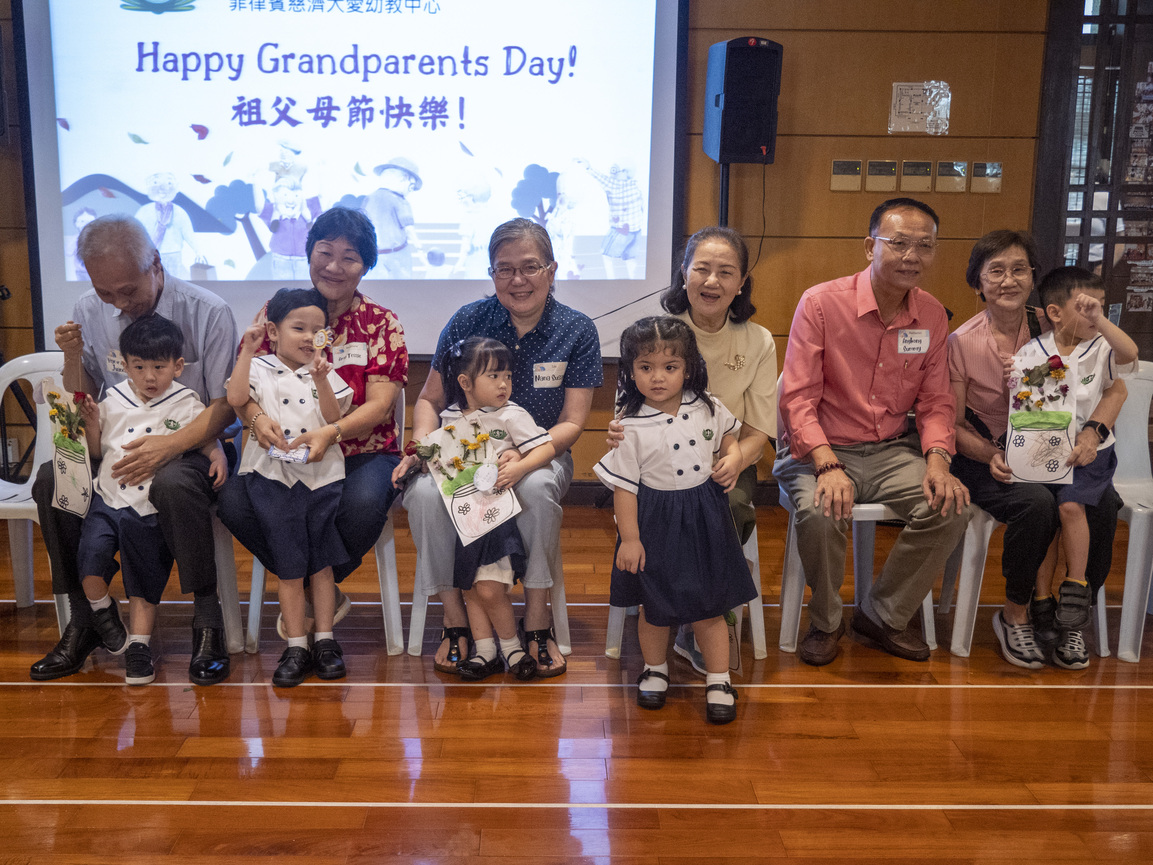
[235, 355, 354, 489]
[437, 401, 552, 456]
[594, 392, 740, 493]
[1016, 333, 1137, 450]
[94, 381, 206, 516]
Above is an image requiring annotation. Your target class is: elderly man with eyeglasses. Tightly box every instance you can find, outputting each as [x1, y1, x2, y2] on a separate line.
[774, 198, 972, 666]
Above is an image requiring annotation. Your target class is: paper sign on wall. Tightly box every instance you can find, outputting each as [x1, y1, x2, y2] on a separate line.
[888, 81, 951, 135]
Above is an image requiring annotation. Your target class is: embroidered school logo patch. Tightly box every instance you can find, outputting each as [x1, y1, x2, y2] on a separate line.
[488, 429, 508, 440]
[703, 429, 714, 440]
[1081, 373, 1096, 385]
[164, 419, 181, 430]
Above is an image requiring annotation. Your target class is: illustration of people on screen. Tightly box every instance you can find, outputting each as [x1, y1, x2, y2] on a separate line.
[65, 207, 96, 281]
[362, 157, 422, 279]
[248, 177, 322, 280]
[575, 158, 644, 279]
[451, 178, 494, 279]
[269, 139, 306, 184]
[134, 171, 206, 279]
[547, 173, 581, 281]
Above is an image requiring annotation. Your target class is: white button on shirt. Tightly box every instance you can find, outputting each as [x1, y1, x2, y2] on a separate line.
[594, 393, 740, 494]
[94, 381, 206, 516]
[235, 355, 354, 490]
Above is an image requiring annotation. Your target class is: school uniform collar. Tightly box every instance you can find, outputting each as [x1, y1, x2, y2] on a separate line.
[253, 353, 314, 380]
[625, 390, 708, 420]
[107, 379, 187, 409]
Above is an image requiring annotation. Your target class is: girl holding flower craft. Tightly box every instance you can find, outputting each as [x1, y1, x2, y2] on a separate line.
[400, 336, 554, 681]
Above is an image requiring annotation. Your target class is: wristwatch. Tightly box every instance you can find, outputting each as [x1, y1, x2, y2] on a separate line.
[926, 446, 952, 466]
[1083, 420, 1110, 443]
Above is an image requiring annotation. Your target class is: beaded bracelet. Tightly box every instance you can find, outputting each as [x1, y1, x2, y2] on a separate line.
[814, 461, 846, 477]
[332, 421, 344, 443]
[248, 410, 265, 441]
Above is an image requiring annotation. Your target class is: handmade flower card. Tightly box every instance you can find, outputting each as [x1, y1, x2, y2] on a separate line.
[412, 419, 521, 546]
[1005, 350, 1075, 484]
[40, 382, 93, 516]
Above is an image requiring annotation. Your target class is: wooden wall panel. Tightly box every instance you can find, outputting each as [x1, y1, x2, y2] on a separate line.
[689, 0, 1050, 33]
[687, 31, 1045, 138]
[685, 137, 1037, 239]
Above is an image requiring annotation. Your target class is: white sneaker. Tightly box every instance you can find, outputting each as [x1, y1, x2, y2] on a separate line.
[992, 611, 1044, 669]
[1053, 629, 1090, 670]
[276, 586, 352, 639]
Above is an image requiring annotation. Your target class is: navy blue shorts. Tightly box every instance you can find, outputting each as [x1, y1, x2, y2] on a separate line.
[1049, 445, 1117, 507]
[77, 493, 174, 605]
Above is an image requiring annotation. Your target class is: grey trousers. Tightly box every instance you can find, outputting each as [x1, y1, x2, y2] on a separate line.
[404, 451, 574, 596]
[774, 434, 971, 633]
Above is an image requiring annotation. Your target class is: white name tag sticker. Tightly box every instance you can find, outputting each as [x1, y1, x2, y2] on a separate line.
[332, 342, 369, 369]
[898, 329, 930, 354]
[105, 349, 125, 376]
[533, 361, 567, 388]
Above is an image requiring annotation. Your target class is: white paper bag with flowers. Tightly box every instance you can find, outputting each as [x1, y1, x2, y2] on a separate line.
[38, 382, 94, 517]
[412, 419, 521, 546]
[1005, 346, 1076, 484]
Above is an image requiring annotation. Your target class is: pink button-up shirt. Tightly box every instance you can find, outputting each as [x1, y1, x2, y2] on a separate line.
[779, 268, 956, 460]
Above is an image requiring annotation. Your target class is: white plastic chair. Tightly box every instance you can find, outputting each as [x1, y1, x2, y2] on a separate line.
[0, 352, 68, 630]
[778, 488, 937, 652]
[1114, 360, 1153, 663]
[938, 506, 1108, 658]
[604, 528, 767, 660]
[245, 388, 408, 655]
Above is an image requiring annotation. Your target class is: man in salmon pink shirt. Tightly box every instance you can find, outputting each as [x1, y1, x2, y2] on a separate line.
[774, 198, 971, 666]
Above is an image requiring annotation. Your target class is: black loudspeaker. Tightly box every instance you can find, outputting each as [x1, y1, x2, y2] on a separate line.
[702, 37, 783, 165]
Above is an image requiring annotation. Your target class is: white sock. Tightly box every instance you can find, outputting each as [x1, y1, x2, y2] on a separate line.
[640, 662, 669, 692]
[314, 631, 334, 641]
[706, 672, 734, 705]
[287, 636, 309, 649]
[473, 637, 497, 662]
[128, 634, 151, 647]
[499, 635, 523, 660]
[89, 594, 112, 611]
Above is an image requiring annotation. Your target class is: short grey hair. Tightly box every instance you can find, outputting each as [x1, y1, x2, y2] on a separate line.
[76, 215, 158, 273]
[487, 217, 554, 267]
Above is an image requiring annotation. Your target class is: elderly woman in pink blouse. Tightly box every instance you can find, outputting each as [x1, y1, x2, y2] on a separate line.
[947, 230, 1124, 670]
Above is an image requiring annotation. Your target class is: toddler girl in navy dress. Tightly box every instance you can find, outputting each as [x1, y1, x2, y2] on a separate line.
[227, 288, 353, 688]
[595, 316, 756, 724]
[419, 337, 555, 681]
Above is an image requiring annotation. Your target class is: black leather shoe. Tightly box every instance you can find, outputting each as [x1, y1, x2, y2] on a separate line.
[458, 654, 503, 681]
[188, 627, 230, 686]
[705, 682, 738, 725]
[312, 638, 347, 680]
[636, 669, 670, 710]
[272, 646, 314, 688]
[30, 621, 102, 681]
[91, 601, 128, 655]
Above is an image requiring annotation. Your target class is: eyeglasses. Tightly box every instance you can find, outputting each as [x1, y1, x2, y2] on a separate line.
[872, 236, 938, 256]
[981, 265, 1034, 282]
[488, 262, 551, 280]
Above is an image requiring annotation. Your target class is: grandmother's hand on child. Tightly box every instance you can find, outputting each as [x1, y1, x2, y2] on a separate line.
[605, 416, 624, 449]
[292, 424, 339, 463]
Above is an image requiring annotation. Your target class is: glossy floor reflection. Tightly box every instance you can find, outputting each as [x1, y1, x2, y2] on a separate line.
[1, 506, 1151, 863]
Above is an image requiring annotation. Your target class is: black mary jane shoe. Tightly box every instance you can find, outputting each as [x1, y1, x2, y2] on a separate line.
[272, 646, 314, 688]
[457, 654, 504, 682]
[636, 669, 671, 710]
[434, 626, 473, 674]
[705, 682, 738, 725]
[505, 647, 538, 681]
[189, 626, 230, 686]
[29, 621, 103, 681]
[312, 638, 347, 680]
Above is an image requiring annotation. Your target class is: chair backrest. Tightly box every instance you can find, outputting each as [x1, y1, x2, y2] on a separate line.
[1114, 359, 1153, 488]
[0, 352, 66, 495]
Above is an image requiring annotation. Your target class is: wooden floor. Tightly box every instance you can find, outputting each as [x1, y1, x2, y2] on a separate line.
[1, 505, 1152, 864]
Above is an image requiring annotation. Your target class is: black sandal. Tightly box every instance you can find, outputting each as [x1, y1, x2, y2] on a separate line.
[458, 653, 503, 681]
[504, 647, 537, 681]
[520, 620, 567, 678]
[434, 626, 473, 674]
